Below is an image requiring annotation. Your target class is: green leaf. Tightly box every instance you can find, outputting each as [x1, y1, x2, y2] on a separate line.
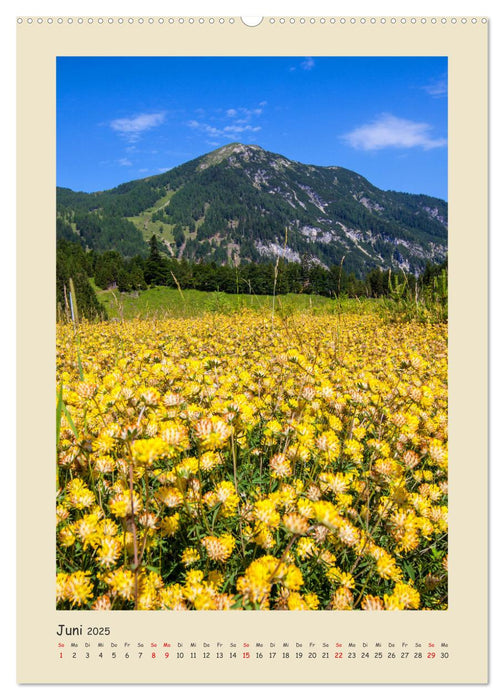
[403, 561, 415, 581]
[62, 401, 79, 439]
[56, 385, 64, 491]
[56, 384, 64, 448]
[76, 339, 84, 381]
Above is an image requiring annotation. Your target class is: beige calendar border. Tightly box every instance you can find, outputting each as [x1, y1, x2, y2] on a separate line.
[16, 16, 488, 684]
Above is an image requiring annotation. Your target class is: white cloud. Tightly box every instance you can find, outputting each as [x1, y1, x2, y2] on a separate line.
[188, 120, 262, 139]
[187, 104, 264, 141]
[223, 124, 261, 134]
[423, 76, 448, 97]
[343, 114, 447, 151]
[117, 157, 132, 167]
[187, 120, 221, 138]
[290, 58, 315, 72]
[232, 106, 263, 118]
[109, 112, 166, 142]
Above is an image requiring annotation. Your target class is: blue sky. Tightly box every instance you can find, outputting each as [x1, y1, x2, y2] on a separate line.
[57, 56, 447, 200]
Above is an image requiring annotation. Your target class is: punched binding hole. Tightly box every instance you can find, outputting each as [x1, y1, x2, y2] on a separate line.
[241, 16, 263, 27]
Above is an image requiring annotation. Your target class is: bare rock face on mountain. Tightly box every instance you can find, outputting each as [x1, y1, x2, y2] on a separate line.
[57, 143, 447, 277]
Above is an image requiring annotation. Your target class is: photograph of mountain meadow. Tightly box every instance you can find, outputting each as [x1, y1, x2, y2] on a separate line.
[56, 56, 448, 612]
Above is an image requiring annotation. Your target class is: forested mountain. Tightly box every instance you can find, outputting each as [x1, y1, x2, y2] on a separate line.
[57, 143, 447, 276]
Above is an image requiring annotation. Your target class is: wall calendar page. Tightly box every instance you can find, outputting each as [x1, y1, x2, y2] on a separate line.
[16, 12, 488, 686]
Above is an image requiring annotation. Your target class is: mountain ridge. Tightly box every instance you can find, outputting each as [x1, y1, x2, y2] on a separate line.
[57, 143, 447, 277]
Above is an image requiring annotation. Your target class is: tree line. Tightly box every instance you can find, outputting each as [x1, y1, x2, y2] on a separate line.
[56, 235, 447, 321]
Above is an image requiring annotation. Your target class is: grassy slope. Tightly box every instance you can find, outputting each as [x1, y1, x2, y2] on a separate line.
[126, 190, 175, 246]
[92, 284, 381, 320]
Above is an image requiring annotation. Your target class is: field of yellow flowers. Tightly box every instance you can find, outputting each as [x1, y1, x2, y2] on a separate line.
[56, 309, 447, 611]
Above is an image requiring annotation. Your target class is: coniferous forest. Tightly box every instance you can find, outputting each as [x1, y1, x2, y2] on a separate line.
[56, 234, 447, 322]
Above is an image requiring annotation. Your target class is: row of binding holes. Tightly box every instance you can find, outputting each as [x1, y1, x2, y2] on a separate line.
[17, 17, 488, 24]
[269, 17, 487, 24]
[18, 17, 232, 24]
